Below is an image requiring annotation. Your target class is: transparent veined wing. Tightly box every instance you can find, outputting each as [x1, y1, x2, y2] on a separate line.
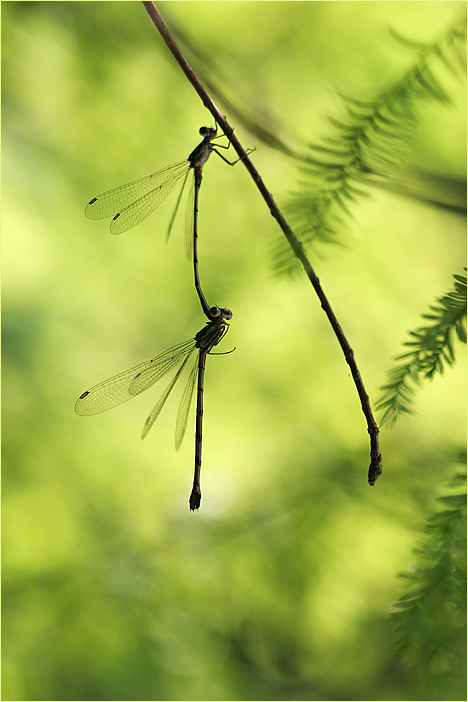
[75, 339, 195, 416]
[85, 161, 190, 234]
[175, 360, 198, 449]
[128, 341, 195, 396]
[166, 170, 192, 243]
[141, 355, 193, 440]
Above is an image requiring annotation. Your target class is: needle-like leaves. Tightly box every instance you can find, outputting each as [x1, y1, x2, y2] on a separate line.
[392, 467, 467, 686]
[274, 11, 467, 274]
[376, 271, 467, 428]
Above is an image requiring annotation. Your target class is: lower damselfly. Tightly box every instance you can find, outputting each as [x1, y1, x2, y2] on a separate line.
[85, 126, 236, 320]
[75, 307, 233, 511]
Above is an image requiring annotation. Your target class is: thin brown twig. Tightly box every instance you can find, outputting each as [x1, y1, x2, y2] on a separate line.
[142, 0, 382, 485]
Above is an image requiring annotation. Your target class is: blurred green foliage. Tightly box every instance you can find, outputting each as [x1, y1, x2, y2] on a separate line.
[393, 467, 467, 695]
[2, 2, 466, 700]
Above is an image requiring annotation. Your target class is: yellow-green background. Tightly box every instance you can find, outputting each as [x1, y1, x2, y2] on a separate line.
[2, 2, 466, 700]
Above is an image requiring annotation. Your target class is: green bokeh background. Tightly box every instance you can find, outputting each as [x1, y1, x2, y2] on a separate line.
[2, 2, 466, 700]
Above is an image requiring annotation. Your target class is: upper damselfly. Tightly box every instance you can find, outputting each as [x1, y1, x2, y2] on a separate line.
[75, 307, 233, 511]
[85, 127, 236, 319]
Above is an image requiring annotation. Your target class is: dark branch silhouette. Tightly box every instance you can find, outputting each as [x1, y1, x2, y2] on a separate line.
[142, 1, 382, 485]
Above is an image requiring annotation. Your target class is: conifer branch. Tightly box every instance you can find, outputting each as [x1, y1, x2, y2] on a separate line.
[392, 468, 467, 685]
[376, 271, 467, 428]
[275, 10, 467, 272]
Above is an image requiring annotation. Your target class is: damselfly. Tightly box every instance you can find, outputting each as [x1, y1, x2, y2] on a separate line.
[75, 307, 233, 511]
[85, 127, 236, 319]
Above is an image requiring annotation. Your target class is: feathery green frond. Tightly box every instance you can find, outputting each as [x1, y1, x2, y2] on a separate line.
[376, 270, 467, 428]
[392, 465, 467, 688]
[274, 11, 466, 274]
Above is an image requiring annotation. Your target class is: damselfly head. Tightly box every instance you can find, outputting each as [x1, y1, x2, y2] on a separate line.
[199, 126, 217, 139]
[209, 306, 232, 321]
[220, 308, 233, 320]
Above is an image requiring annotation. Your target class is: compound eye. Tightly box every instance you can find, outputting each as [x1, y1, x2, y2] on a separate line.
[222, 308, 233, 320]
[199, 127, 210, 137]
[210, 306, 221, 318]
